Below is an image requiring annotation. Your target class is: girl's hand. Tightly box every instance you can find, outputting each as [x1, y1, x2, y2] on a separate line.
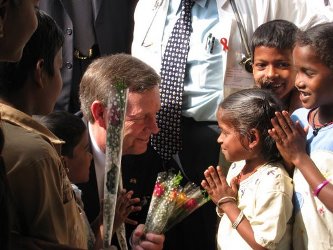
[201, 165, 237, 205]
[113, 189, 141, 231]
[268, 110, 308, 166]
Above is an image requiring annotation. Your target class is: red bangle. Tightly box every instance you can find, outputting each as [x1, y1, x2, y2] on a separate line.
[313, 180, 330, 197]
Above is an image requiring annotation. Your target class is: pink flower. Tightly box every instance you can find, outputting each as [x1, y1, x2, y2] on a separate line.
[153, 183, 165, 197]
[184, 198, 198, 211]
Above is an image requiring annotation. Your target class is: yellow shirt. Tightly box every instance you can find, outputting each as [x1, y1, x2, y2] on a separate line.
[0, 104, 87, 249]
[217, 161, 293, 250]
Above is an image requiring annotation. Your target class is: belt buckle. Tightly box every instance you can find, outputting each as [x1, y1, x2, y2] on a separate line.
[74, 48, 93, 60]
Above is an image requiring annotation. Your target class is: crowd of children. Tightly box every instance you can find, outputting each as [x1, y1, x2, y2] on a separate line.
[202, 21, 333, 249]
[1, 1, 333, 250]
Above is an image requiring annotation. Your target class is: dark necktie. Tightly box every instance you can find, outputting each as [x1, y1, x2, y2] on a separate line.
[151, 0, 194, 161]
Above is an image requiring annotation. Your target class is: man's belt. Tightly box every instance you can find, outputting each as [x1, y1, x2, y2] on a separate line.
[74, 46, 96, 60]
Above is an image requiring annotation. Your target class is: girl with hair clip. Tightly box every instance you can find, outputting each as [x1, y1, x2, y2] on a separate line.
[202, 88, 293, 250]
[269, 22, 333, 250]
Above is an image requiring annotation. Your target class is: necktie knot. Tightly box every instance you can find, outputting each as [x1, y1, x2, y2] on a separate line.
[182, 0, 194, 11]
[180, 0, 194, 27]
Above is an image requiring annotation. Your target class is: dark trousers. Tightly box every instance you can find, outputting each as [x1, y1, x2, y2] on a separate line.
[122, 116, 220, 250]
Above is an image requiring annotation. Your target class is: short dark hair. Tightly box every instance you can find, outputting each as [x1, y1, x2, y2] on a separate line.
[79, 53, 161, 122]
[251, 19, 299, 61]
[295, 22, 333, 71]
[9, 0, 21, 7]
[0, 10, 64, 97]
[218, 88, 283, 162]
[39, 111, 86, 158]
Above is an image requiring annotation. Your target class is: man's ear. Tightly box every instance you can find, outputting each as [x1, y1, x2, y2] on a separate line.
[0, 0, 9, 38]
[34, 59, 45, 88]
[248, 128, 260, 150]
[91, 101, 107, 129]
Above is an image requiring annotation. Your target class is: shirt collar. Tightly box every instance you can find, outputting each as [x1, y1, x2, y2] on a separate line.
[0, 103, 63, 145]
[88, 121, 106, 201]
[195, 0, 207, 8]
[88, 121, 105, 164]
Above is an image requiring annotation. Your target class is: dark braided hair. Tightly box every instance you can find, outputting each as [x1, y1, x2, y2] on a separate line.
[218, 88, 283, 161]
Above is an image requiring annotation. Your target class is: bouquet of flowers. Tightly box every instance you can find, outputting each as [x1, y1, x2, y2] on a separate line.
[144, 170, 210, 234]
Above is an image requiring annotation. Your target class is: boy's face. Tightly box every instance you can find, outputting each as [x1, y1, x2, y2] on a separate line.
[0, 0, 39, 61]
[39, 48, 63, 114]
[65, 130, 92, 184]
[293, 44, 333, 109]
[253, 46, 296, 101]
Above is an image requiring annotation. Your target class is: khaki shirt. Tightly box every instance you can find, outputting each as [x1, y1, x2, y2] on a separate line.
[0, 104, 87, 249]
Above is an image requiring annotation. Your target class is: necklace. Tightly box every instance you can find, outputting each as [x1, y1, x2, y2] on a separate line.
[235, 161, 272, 187]
[312, 108, 333, 136]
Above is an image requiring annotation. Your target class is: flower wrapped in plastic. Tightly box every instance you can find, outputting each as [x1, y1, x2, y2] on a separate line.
[144, 171, 210, 234]
[163, 182, 209, 232]
[103, 80, 128, 248]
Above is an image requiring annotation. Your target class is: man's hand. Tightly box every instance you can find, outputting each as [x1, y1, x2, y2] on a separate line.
[131, 224, 165, 250]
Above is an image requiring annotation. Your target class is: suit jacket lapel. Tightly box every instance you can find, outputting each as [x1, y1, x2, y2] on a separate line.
[92, 0, 103, 21]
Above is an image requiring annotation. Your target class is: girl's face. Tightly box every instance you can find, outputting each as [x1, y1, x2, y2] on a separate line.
[293, 44, 333, 109]
[65, 130, 92, 184]
[0, 0, 39, 61]
[253, 46, 296, 102]
[216, 109, 251, 162]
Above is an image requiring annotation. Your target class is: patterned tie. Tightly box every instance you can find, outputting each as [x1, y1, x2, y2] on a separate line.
[152, 0, 194, 161]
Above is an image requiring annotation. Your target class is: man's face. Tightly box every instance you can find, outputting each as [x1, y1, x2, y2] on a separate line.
[122, 86, 160, 155]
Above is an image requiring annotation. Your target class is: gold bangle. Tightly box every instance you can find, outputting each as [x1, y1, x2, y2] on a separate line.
[215, 206, 224, 218]
[217, 196, 237, 207]
[232, 210, 244, 229]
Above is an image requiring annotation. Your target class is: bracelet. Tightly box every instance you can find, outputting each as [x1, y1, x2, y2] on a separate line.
[232, 210, 244, 229]
[215, 206, 224, 218]
[313, 179, 330, 197]
[217, 196, 237, 207]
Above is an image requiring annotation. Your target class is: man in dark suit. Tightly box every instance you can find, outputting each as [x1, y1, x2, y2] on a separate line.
[40, 0, 138, 113]
[78, 53, 164, 250]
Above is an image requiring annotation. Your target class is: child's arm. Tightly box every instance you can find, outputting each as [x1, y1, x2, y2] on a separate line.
[269, 110, 333, 212]
[201, 166, 267, 250]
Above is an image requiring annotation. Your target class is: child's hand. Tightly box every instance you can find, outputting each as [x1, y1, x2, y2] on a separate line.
[201, 166, 237, 205]
[113, 189, 141, 231]
[269, 110, 308, 166]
